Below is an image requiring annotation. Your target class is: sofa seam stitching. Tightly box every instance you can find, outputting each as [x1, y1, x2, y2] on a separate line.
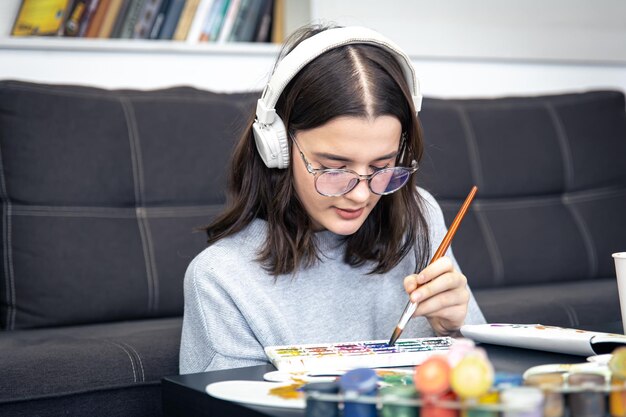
[9, 204, 224, 218]
[120, 98, 157, 314]
[546, 100, 597, 279]
[424, 92, 623, 109]
[0, 381, 161, 404]
[454, 105, 484, 190]
[473, 208, 504, 286]
[0, 83, 255, 104]
[0, 142, 15, 330]
[438, 186, 626, 211]
[563, 197, 598, 279]
[544, 101, 575, 189]
[118, 341, 146, 382]
[557, 301, 580, 327]
[105, 340, 138, 383]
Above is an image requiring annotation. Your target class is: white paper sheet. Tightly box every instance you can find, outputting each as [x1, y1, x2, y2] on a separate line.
[460, 323, 626, 356]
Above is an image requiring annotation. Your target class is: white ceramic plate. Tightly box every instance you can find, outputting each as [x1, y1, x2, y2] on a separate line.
[206, 380, 306, 409]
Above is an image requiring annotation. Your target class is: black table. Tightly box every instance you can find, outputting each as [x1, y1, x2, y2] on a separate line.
[162, 342, 599, 417]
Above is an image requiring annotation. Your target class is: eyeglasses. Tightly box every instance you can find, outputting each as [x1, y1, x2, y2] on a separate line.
[291, 136, 418, 197]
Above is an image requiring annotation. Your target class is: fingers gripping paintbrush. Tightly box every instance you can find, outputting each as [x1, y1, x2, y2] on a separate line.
[388, 185, 478, 346]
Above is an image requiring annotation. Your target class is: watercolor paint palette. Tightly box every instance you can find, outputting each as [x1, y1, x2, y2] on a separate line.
[265, 337, 454, 372]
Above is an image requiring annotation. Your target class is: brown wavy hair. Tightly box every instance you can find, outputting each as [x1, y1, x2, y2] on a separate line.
[204, 23, 431, 276]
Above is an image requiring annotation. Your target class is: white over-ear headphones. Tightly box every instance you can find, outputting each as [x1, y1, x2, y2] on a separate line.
[252, 26, 422, 169]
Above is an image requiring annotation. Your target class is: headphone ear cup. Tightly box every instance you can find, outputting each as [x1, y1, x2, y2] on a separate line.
[252, 116, 290, 169]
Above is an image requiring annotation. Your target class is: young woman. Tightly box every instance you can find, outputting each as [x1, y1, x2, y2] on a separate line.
[179, 24, 485, 373]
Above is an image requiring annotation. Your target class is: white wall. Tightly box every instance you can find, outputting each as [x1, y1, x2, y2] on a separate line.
[311, 0, 626, 98]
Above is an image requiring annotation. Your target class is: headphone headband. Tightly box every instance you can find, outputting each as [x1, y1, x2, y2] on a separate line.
[255, 26, 422, 125]
[252, 26, 421, 169]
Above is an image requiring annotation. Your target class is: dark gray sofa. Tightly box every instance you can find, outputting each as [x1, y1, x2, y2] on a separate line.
[0, 80, 624, 416]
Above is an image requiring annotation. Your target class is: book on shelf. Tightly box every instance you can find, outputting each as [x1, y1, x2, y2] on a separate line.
[132, 0, 163, 39]
[97, 0, 124, 37]
[117, 0, 147, 38]
[233, 0, 269, 42]
[196, 0, 229, 42]
[109, 0, 131, 37]
[64, 0, 100, 37]
[227, 0, 250, 42]
[270, 0, 283, 43]
[254, 0, 272, 42]
[147, 0, 171, 38]
[172, 0, 200, 40]
[171, 0, 197, 40]
[186, 0, 215, 42]
[85, 0, 111, 37]
[157, 0, 186, 39]
[216, 0, 241, 43]
[11, 0, 73, 36]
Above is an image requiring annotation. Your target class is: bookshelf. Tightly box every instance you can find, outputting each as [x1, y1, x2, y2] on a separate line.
[0, 0, 311, 91]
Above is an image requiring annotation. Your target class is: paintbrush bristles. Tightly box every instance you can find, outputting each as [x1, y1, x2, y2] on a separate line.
[388, 327, 402, 346]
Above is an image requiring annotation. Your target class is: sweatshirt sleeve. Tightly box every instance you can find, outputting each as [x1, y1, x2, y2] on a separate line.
[418, 188, 487, 326]
[179, 254, 269, 374]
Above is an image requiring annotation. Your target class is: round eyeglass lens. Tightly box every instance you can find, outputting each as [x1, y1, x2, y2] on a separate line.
[371, 168, 411, 194]
[315, 171, 359, 196]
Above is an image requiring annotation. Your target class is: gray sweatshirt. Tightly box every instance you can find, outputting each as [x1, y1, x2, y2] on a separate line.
[179, 189, 486, 373]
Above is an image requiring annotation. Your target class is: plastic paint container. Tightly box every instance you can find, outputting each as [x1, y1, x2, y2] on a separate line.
[450, 349, 494, 400]
[500, 386, 543, 417]
[339, 368, 378, 417]
[421, 391, 459, 417]
[466, 391, 499, 417]
[610, 376, 626, 417]
[380, 385, 418, 417]
[610, 347, 626, 417]
[301, 381, 339, 417]
[494, 372, 524, 389]
[567, 372, 606, 417]
[524, 372, 565, 417]
[415, 355, 452, 396]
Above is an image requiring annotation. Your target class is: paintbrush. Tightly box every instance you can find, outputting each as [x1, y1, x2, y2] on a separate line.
[388, 185, 478, 346]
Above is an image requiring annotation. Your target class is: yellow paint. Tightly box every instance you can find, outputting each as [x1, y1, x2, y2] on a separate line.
[268, 379, 306, 400]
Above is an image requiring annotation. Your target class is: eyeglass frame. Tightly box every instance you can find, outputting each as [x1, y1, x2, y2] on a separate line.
[290, 134, 419, 197]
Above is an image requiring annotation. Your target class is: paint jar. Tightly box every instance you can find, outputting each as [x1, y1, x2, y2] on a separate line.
[450, 348, 494, 400]
[380, 385, 418, 417]
[451, 348, 494, 417]
[610, 346, 626, 417]
[524, 372, 565, 417]
[610, 376, 626, 417]
[567, 372, 606, 417]
[415, 355, 452, 396]
[421, 391, 459, 417]
[447, 338, 476, 366]
[494, 372, 523, 389]
[499, 386, 543, 417]
[465, 372, 522, 417]
[301, 381, 339, 417]
[465, 391, 498, 417]
[339, 368, 378, 417]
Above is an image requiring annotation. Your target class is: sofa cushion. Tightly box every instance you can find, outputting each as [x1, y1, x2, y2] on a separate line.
[0, 317, 181, 405]
[474, 278, 620, 328]
[418, 91, 626, 291]
[0, 81, 258, 329]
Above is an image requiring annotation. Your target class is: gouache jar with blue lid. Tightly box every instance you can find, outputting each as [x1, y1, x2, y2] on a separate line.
[339, 368, 378, 417]
[301, 381, 339, 417]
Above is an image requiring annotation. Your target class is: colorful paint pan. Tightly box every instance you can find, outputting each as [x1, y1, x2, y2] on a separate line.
[265, 337, 454, 372]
